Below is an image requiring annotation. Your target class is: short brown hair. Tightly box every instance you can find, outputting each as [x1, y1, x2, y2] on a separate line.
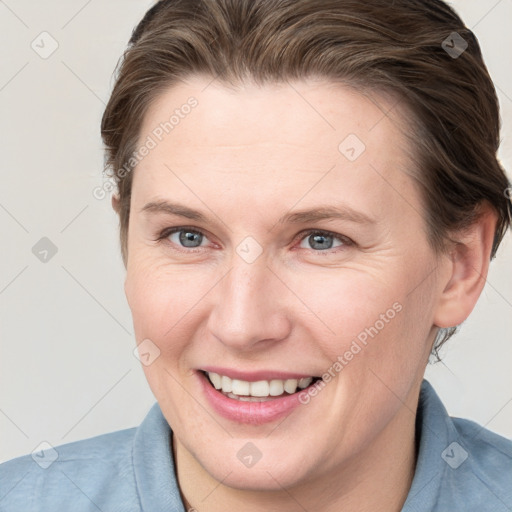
[101, 0, 511, 356]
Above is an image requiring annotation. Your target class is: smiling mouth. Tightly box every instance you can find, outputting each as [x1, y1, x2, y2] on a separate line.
[202, 370, 322, 401]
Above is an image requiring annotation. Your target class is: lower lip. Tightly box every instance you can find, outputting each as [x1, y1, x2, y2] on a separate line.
[198, 372, 306, 425]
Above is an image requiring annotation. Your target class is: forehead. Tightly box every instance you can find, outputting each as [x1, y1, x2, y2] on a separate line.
[132, 77, 419, 226]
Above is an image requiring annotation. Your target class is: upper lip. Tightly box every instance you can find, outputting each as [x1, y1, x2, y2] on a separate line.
[200, 366, 318, 382]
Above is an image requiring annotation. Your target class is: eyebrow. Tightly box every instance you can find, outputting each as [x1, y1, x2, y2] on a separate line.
[140, 200, 376, 225]
[141, 201, 208, 222]
[280, 206, 376, 225]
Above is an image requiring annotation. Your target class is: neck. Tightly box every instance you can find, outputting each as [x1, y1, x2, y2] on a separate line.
[172, 383, 421, 512]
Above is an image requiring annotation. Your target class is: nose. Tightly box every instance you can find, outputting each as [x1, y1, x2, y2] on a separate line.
[206, 255, 292, 353]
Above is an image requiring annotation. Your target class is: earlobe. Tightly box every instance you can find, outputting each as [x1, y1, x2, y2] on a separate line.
[433, 203, 498, 329]
[112, 194, 121, 214]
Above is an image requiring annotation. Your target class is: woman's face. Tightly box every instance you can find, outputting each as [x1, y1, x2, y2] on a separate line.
[125, 77, 449, 490]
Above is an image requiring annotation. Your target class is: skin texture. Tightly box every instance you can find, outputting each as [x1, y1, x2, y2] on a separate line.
[116, 77, 497, 512]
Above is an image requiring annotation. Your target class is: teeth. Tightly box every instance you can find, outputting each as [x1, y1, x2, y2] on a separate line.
[269, 379, 284, 396]
[298, 377, 313, 389]
[206, 372, 315, 398]
[221, 375, 232, 393]
[251, 380, 270, 397]
[231, 379, 250, 396]
[283, 379, 297, 394]
[225, 392, 275, 402]
[209, 372, 222, 390]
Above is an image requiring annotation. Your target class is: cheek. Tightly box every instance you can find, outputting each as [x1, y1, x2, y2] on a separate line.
[296, 270, 402, 350]
[126, 256, 194, 329]
[125, 261, 204, 416]
[124, 255, 219, 367]
[305, 264, 435, 379]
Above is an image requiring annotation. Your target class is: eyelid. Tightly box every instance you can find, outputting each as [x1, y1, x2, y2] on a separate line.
[156, 226, 213, 252]
[157, 226, 206, 239]
[293, 228, 355, 251]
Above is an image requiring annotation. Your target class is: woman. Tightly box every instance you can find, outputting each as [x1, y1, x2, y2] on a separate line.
[1, 0, 511, 510]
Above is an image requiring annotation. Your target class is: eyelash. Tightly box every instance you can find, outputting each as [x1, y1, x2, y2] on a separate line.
[155, 226, 355, 254]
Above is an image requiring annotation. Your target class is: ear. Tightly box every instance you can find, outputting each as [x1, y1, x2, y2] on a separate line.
[111, 194, 121, 214]
[433, 202, 498, 328]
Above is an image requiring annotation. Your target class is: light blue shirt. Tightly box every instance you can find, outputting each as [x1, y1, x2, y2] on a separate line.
[1, 379, 511, 511]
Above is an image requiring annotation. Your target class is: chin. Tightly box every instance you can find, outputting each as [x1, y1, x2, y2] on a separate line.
[209, 462, 308, 492]
[191, 440, 317, 493]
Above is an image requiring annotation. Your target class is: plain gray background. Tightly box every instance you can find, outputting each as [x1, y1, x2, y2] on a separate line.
[0, 0, 511, 463]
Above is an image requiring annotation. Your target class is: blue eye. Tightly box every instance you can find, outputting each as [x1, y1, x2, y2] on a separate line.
[165, 228, 208, 249]
[157, 227, 353, 254]
[298, 230, 350, 252]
